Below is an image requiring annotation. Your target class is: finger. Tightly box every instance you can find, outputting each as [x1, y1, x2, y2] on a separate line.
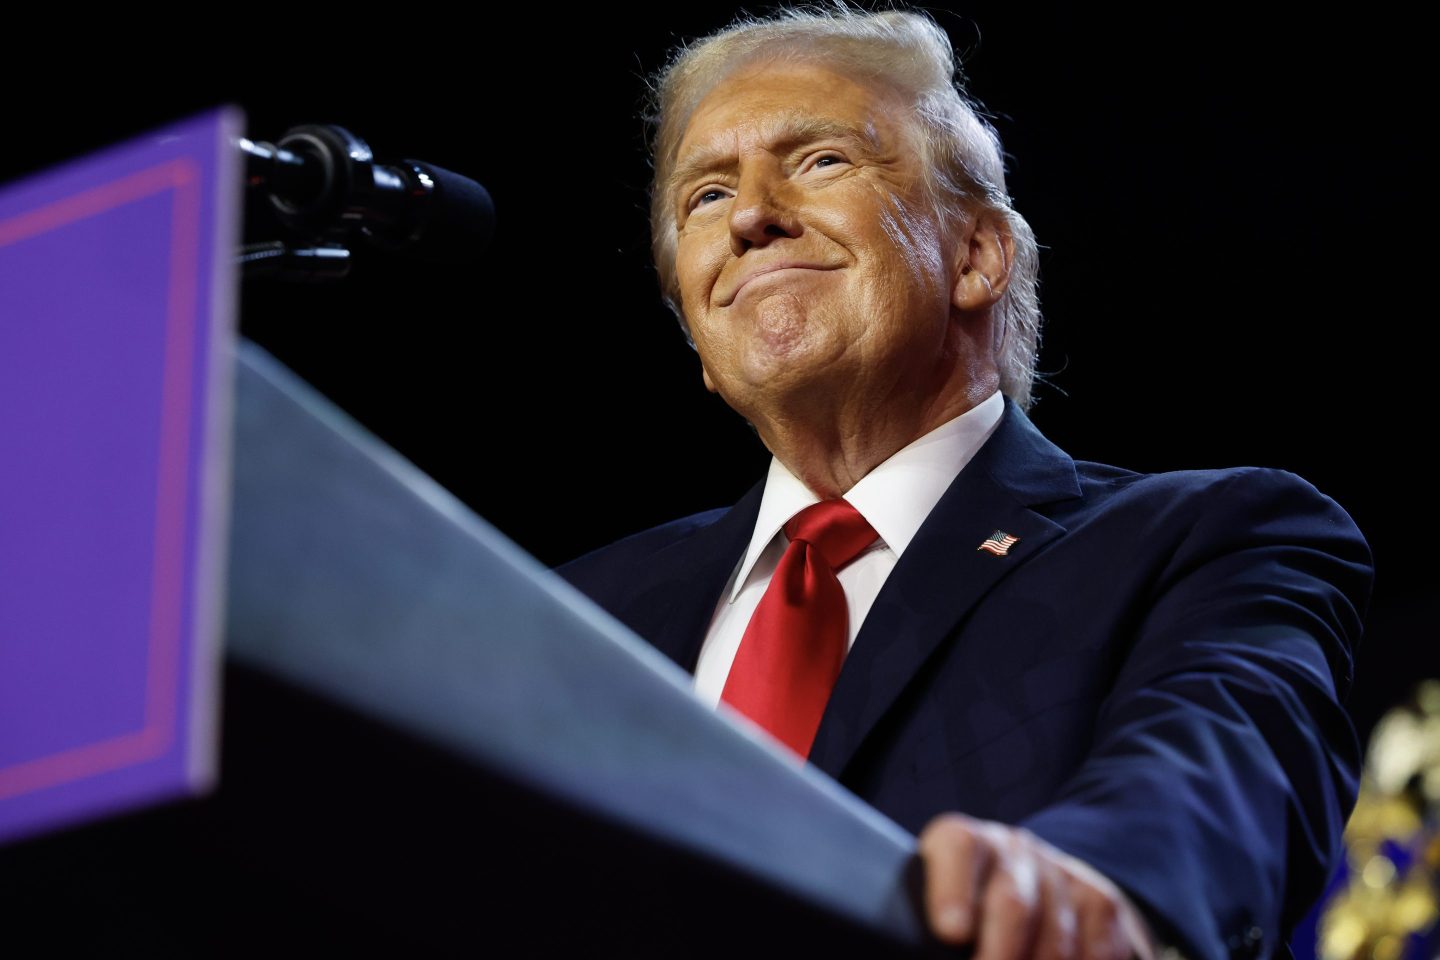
[973, 829, 1042, 960]
[1031, 851, 1077, 960]
[1072, 879, 1126, 960]
[918, 813, 995, 944]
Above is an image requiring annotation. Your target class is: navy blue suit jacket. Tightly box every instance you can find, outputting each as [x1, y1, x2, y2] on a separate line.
[558, 397, 1373, 960]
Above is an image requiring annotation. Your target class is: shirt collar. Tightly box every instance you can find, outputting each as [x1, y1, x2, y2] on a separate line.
[727, 389, 1006, 603]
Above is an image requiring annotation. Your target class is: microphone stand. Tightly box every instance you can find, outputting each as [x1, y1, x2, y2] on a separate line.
[235, 125, 440, 282]
[236, 240, 351, 282]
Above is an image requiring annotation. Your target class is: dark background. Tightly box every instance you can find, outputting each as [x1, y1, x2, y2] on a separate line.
[4, 8, 1423, 758]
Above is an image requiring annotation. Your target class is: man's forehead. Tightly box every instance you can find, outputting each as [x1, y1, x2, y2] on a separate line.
[670, 69, 899, 194]
[677, 111, 884, 167]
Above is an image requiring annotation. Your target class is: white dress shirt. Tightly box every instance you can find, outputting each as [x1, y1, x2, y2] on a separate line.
[693, 390, 1006, 707]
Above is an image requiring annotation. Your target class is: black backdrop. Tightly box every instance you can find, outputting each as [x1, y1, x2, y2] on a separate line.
[5, 5, 1425, 744]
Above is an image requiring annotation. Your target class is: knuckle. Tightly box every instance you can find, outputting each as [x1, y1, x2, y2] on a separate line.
[921, 812, 976, 847]
[977, 820, 1011, 846]
[990, 875, 1037, 918]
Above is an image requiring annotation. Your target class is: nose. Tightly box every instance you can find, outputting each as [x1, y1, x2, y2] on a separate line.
[728, 163, 801, 256]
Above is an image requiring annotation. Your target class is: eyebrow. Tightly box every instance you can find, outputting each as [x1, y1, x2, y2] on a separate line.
[666, 114, 882, 202]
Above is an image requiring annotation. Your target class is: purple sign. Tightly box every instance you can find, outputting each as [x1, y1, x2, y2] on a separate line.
[0, 108, 242, 844]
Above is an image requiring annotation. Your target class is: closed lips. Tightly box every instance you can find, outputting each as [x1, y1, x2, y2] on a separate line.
[721, 264, 839, 306]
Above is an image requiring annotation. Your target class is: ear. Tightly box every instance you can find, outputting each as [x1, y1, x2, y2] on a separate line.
[951, 208, 1015, 312]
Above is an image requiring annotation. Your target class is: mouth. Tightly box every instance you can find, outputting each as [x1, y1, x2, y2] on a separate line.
[719, 264, 839, 307]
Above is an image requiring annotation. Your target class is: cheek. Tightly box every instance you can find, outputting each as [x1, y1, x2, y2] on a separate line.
[675, 228, 729, 312]
[874, 195, 946, 295]
[826, 181, 947, 302]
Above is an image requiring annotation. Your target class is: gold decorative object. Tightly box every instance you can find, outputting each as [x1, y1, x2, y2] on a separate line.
[1319, 681, 1440, 960]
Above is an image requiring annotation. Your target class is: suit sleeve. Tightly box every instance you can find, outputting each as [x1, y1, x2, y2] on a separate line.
[1018, 467, 1374, 960]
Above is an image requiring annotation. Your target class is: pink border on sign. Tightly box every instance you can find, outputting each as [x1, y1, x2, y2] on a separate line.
[0, 159, 201, 802]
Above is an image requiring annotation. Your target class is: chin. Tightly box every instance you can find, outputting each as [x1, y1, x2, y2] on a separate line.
[737, 356, 848, 417]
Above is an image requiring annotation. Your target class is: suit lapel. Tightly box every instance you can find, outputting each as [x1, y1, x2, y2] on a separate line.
[621, 479, 765, 673]
[807, 399, 1083, 780]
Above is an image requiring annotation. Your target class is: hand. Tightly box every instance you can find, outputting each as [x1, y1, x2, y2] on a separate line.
[917, 812, 1160, 960]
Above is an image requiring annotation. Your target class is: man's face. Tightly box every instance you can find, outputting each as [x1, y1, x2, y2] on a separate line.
[670, 60, 962, 422]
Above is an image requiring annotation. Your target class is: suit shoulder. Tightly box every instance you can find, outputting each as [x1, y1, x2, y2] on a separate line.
[1143, 465, 1372, 569]
[1074, 460, 1357, 518]
[1065, 462, 1372, 572]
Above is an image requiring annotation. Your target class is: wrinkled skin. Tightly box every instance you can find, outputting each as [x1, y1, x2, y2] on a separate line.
[671, 60, 1006, 498]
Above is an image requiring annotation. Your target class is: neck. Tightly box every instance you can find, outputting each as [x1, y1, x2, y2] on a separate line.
[752, 373, 998, 499]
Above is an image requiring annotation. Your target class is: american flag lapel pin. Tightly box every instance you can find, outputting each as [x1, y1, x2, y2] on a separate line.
[977, 530, 1020, 556]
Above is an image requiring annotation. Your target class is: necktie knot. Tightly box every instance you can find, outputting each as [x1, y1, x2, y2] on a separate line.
[783, 499, 878, 572]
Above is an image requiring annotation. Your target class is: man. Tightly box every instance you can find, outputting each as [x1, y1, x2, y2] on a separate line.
[559, 8, 1372, 960]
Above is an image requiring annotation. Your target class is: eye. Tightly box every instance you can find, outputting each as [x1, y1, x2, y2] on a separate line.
[806, 153, 849, 172]
[689, 187, 730, 211]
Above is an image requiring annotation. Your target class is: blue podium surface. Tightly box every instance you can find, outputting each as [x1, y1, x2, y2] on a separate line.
[226, 339, 931, 949]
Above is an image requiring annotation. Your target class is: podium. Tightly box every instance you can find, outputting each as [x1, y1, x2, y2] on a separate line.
[0, 109, 944, 953]
[0, 343, 944, 953]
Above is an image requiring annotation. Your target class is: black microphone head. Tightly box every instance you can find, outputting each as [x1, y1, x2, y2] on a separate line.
[362, 160, 495, 264]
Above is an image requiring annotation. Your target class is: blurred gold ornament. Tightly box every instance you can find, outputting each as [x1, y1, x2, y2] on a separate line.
[1318, 683, 1440, 960]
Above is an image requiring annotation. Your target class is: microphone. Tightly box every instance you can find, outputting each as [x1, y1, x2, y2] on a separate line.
[240, 124, 495, 263]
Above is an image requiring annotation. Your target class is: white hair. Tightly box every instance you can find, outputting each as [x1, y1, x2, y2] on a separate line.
[644, 3, 1045, 409]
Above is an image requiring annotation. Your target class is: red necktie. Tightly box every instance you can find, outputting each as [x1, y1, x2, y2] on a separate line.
[720, 498, 879, 759]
